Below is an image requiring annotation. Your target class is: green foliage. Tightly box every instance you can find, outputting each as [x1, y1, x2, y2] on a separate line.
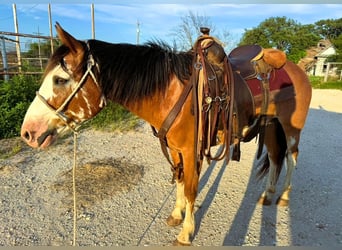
[314, 18, 342, 40]
[239, 16, 321, 63]
[86, 101, 140, 132]
[0, 75, 139, 140]
[25, 38, 61, 58]
[0, 75, 40, 139]
[330, 34, 342, 62]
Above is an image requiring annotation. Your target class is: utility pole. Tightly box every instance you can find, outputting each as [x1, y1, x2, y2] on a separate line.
[136, 20, 140, 45]
[12, 4, 22, 73]
[48, 3, 54, 54]
[91, 3, 95, 39]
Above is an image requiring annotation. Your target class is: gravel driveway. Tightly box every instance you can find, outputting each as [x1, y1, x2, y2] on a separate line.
[0, 89, 341, 246]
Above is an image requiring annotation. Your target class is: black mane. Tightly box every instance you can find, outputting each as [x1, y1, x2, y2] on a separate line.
[87, 40, 194, 105]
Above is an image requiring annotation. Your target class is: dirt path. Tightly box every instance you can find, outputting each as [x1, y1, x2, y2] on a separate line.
[0, 89, 341, 246]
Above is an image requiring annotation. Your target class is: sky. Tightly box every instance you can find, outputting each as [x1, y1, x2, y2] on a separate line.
[0, 2, 342, 51]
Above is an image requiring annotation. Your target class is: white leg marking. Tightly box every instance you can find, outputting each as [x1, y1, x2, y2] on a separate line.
[176, 199, 195, 245]
[280, 151, 296, 201]
[261, 157, 277, 202]
[171, 181, 185, 221]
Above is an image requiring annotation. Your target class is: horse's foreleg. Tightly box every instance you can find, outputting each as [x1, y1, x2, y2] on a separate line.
[174, 151, 198, 246]
[175, 198, 195, 246]
[167, 181, 185, 226]
[166, 150, 186, 227]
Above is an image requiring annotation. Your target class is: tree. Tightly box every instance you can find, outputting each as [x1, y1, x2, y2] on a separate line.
[170, 11, 234, 52]
[315, 18, 342, 40]
[25, 37, 60, 58]
[330, 34, 342, 62]
[239, 16, 320, 63]
[314, 18, 342, 62]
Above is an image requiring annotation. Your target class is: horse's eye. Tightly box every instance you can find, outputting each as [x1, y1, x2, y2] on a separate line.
[53, 76, 68, 86]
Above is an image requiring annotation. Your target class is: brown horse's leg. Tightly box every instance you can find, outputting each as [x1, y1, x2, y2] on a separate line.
[173, 149, 199, 246]
[276, 61, 312, 206]
[167, 181, 185, 226]
[258, 118, 287, 205]
[276, 127, 300, 206]
[166, 150, 185, 227]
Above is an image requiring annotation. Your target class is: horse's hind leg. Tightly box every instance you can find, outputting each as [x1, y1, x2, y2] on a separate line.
[258, 118, 287, 205]
[276, 127, 301, 206]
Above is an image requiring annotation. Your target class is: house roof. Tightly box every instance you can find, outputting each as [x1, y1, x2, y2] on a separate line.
[297, 39, 336, 70]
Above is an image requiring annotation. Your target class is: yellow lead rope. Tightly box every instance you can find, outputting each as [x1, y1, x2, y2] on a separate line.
[72, 131, 78, 246]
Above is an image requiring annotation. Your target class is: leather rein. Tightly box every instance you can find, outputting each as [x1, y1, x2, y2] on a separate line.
[153, 35, 235, 183]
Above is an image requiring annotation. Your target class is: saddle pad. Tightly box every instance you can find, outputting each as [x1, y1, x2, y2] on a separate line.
[246, 67, 293, 97]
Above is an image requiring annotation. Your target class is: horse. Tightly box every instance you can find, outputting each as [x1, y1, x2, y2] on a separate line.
[20, 23, 312, 245]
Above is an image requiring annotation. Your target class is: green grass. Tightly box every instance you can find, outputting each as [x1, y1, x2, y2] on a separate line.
[86, 101, 141, 132]
[309, 76, 342, 90]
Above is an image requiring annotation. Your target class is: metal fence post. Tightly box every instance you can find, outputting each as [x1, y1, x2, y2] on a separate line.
[0, 36, 9, 81]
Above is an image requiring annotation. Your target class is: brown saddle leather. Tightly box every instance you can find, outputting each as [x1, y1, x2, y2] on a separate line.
[228, 45, 263, 79]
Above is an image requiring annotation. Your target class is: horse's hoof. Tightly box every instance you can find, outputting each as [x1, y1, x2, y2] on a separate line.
[276, 197, 289, 206]
[166, 215, 183, 227]
[173, 239, 191, 246]
[258, 196, 272, 206]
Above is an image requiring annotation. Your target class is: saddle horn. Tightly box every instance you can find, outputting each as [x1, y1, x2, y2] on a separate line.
[200, 27, 210, 36]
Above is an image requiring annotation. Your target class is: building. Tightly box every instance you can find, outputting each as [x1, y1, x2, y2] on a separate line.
[298, 39, 337, 76]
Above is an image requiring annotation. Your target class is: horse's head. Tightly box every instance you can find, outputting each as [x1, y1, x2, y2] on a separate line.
[21, 23, 106, 148]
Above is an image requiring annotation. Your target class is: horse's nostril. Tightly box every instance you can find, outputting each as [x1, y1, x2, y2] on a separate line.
[23, 131, 31, 141]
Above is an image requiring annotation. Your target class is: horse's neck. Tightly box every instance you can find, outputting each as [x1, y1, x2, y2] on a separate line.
[125, 76, 187, 130]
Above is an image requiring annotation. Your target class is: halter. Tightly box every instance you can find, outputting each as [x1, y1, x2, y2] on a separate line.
[36, 44, 102, 133]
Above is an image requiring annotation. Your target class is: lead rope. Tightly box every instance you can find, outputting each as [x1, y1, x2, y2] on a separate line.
[72, 131, 78, 246]
[34, 48, 100, 246]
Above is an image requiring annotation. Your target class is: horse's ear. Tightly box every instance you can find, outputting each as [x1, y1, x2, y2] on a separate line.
[55, 22, 84, 56]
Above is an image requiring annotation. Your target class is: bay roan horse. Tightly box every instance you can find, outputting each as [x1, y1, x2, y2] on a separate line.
[21, 23, 311, 245]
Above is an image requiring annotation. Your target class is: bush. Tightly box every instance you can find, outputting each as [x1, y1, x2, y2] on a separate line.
[0, 75, 40, 139]
[0, 75, 139, 140]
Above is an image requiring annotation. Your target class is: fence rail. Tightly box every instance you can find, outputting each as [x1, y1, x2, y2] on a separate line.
[1, 31, 54, 80]
[324, 62, 342, 82]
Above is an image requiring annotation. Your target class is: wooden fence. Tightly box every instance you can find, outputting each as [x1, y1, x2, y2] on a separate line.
[0, 31, 55, 81]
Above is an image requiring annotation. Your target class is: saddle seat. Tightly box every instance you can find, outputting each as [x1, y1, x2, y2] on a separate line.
[228, 45, 263, 79]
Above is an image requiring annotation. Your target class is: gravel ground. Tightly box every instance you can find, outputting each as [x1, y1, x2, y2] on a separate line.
[0, 89, 341, 246]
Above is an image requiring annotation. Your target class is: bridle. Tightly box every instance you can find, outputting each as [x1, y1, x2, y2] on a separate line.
[36, 44, 102, 133]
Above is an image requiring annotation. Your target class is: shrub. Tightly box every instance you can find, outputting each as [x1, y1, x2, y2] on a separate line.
[0, 75, 40, 139]
[0, 75, 139, 140]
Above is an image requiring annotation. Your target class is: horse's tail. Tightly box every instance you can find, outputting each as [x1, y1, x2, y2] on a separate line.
[256, 118, 287, 181]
